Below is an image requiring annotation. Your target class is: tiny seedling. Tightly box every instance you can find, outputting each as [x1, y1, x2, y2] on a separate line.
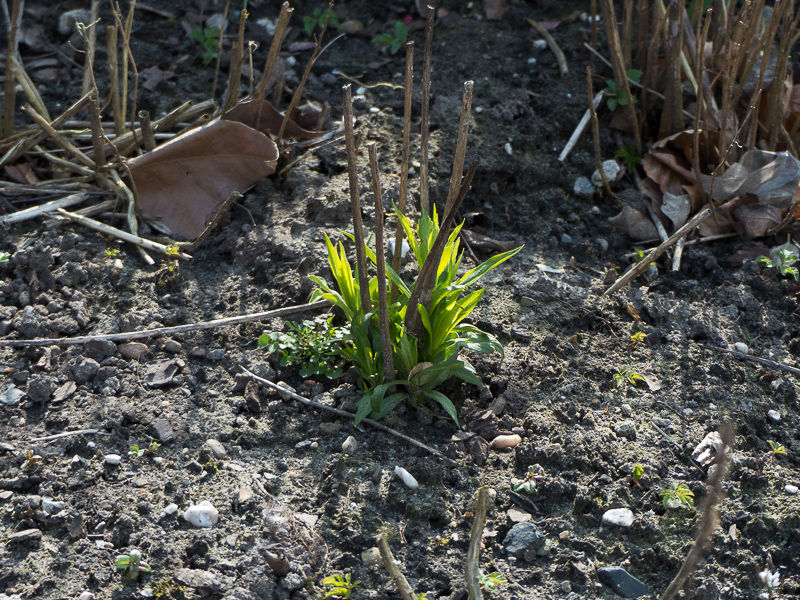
[604, 69, 642, 111]
[616, 143, 641, 172]
[631, 464, 644, 489]
[314, 573, 360, 600]
[628, 331, 646, 348]
[756, 236, 800, 281]
[190, 27, 220, 66]
[304, 7, 339, 37]
[512, 464, 545, 495]
[758, 568, 780, 600]
[259, 316, 345, 379]
[104, 247, 121, 260]
[613, 366, 645, 388]
[129, 445, 145, 458]
[21, 450, 41, 471]
[372, 20, 409, 54]
[115, 548, 152, 580]
[766, 440, 787, 465]
[479, 570, 508, 592]
[660, 482, 694, 509]
[0, 251, 8, 286]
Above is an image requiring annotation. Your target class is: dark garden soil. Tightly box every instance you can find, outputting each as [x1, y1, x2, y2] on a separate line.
[2, 1, 800, 600]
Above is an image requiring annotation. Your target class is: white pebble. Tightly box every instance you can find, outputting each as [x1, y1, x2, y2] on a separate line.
[785, 485, 798, 494]
[733, 342, 749, 354]
[394, 466, 419, 490]
[163, 503, 178, 515]
[532, 39, 547, 49]
[183, 500, 219, 528]
[602, 508, 634, 527]
[79, 591, 95, 600]
[768, 409, 781, 422]
[104, 454, 121, 465]
[341, 436, 358, 455]
[504, 142, 513, 156]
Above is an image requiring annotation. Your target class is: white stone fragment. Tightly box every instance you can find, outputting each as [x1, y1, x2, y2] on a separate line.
[163, 503, 178, 515]
[785, 484, 798, 494]
[341, 436, 358, 455]
[104, 454, 122, 465]
[734, 342, 749, 354]
[394, 466, 419, 490]
[504, 142, 513, 156]
[591, 160, 621, 187]
[602, 508, 634, 527]
[768, 409, 781, 422]
[183, 500, 219, 528]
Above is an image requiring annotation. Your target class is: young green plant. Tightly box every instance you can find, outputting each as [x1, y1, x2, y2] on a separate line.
[304, 7, 339, 37]
[756, 237, 800, 281]
[259, 316, 344, 379]
[314, 573, 360, 600]
[372, 20, 409, 55]
[115, 549, 152, 580]
[190, 27, 221, 66]
[613, 365, 645, 388]
[660, 482, 694, 509]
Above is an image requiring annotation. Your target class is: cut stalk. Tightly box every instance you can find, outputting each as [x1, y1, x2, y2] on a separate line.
[368, 143, 395, 383]
[586, 67, 614, 200]
[210, 0, 232, 102]
[419, 5, 435, 215]
[3, 0, 24, 138]
[255, 1, 292, 130]
[138, 110, 156, 151]
[222, 4, 248, 113]
[89, 92, 106, 173]
[81, 0, 100, 95]
[342, 84, 372, 313]
[107, 25, 123, 136]
[391, 41, 414, 303]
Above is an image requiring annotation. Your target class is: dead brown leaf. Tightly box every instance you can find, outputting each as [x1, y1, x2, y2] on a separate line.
[732, 203, 784, 238]
[460, 229, 517, 253]
[608, 205, 659, 241]
[222, 100, 326, 140]
[129, 119, 278, 240]
[485, 0, 510, 20]
[4, 162, 39, 185]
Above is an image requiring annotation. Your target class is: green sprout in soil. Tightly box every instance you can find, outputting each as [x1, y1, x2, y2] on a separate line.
[0, 251, 8, 286]
[628, 331, 646, 348]
[152, 579, 185, 600]
[259, 316, 344, 379]
[631, 464, 644, 489]
[157, 245, 181, 286]
[660, 482, 694, 509]
[613, 366, 645, 388]
[512, 464, 545, 495]
[766, 440, 787, 465]
[21, 450, 41, 471]
[756, 236, 800, 281]
[313, 573, 360, 600]
[372, 20, 409, 55]
[304, 7, 339, 37]
[115, 549, 152, 580]
[604, 69, 642, 111]
[104, 247, 121, 260]
[479, 570, 508, 592]
[190, 26, 220, 66]
[129, 445, 145, 458]
[758, 568, 780, 600]
[311, 205, 520, 427]
[616, 143, 641, 172]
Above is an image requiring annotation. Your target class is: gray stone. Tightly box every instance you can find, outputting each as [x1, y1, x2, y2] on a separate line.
[361, 547, 381, 567]
[573, 176, 596, 198]
[143, 359, 178, 387]
[27, 376, 55, 403]
[602, 508, 635, 527]
[148, 418, 175, 443]
[7, 528, 43, 544]
[118, 342, 147, 360]
[591, 160, 621, 187]
[69, 356, 99, 384]
[207, 349, 225, 361]
[615, 420, 637, 441]
[85, 339, 117, 358]
[204, 439, 227, 459]
[502, 522, 545, 557]
[280, 572, 304, 591]
[174, 568, 224, 594]
[597, 566, 649, 598]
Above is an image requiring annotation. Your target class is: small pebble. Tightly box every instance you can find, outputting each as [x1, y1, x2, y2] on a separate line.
[341, 436, 358, 455]
[602, 508, 634, 527]
[163, 503, 178, 515]
[768, 409, 781, 422]
[733, 342, 749, 354]
[785, 485, 798, 494]
[104, 454, 122, 466]
[184, 500, 219, 528]
[394, 466, 419, 490]
[490, 434, 522, 450]
[79, 592, 94, 600]
[561, 581, 572, 593]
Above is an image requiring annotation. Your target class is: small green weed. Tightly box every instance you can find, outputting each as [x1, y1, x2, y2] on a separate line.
[613, 366, 645, 388]
[0, 251, 8, 286]
[660, 482, 694, 509]
[21, 450, 41, 471]
[152, 579, 185, 600]
[479, 570, 508, 592]
[372, 20, 409, 54]
[632, 464, 644, 489]
[628, 331, 646, 347]
[756, 236, 799, 281]
[304, 7, 339, 37]
[129, 445, 145, 458]
[512, 464, 545, 495]
[104, 247, 121, 260]
[190, 26, 220, 66]
[313, 573, 360, 600]
[115, 549, 152, 580]
[258, 316, 345, 379]
[616, 143, 641, 172]
[604, 69, 642, 111]
[766, 440, 787, 465]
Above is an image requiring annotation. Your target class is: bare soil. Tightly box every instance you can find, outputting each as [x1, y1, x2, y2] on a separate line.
[2, 2, 800, 600]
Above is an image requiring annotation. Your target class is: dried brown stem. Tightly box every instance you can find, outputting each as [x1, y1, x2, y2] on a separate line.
[89, 92, 106, 172]
[222, 6, 248, 113]
[81, 0, 100, 95]
[255, 1, 292, 130]
[277, 0, 333, 143]
[12, 57, 50, 122]
[466, 487, 494, 600]
[210, 0, 231, 102]
[342, 84, 372, 313]
[419, 5, 435, 215]
[391, 41, 414, 303]
[586, 67, 614, 200]
[106, 25, 123, 136]
[635, 0, 648, 72]
[138, 110, 155, 152]
[0, 192, 89, 226]
[21, 104, 96, 170]
[660, 423, 732, 600]
[3, 0, 24, 138]
[526, 19, 568, 76]
[377, 535, 419, 600]
[368, 143, 395, 382]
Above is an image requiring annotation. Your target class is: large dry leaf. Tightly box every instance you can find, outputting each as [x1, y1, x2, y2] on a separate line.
[732, 203, 784, 238]
[222, 100, 325, 140]
[129, 119, 278, 239]
[608, 205, 658, 241]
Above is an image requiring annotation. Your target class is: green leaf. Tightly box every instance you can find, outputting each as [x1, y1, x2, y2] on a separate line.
[115, 556, 131, 569]
[456, 246, 522, 288]
[424, 390, 460, 427]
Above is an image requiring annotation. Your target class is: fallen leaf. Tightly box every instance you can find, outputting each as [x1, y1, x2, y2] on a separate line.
[129, 119, 278, 239]
[222, 99, 326, 140]
[460, 229, 517, 253]
[608, 205, 659, 241]
[660, 192, 691, 229]
[141, 65, 176, 92]
[485, 0, 510, 20]
[642, 373, 662, 391]
[4, 162, 39, 185]
[732, 202, 784, 238]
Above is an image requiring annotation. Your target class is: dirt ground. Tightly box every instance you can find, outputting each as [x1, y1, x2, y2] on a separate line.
[2, 1, 800, 600]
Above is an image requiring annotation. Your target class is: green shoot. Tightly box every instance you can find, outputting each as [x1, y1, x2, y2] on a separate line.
[613, 366, 645, 388]
[372, 20, 409, 55]
[304, 7, 339, 37]
[189, 27, 220, 66]
[315, 573, 360, 600]
[479, 570, 508, 592]
[604, 69, 642, 112]
[512, 464, 544, 495]
[660, 482, 694, 509]
[632, 464, 644, 489]
[616, 143, 641, 172]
